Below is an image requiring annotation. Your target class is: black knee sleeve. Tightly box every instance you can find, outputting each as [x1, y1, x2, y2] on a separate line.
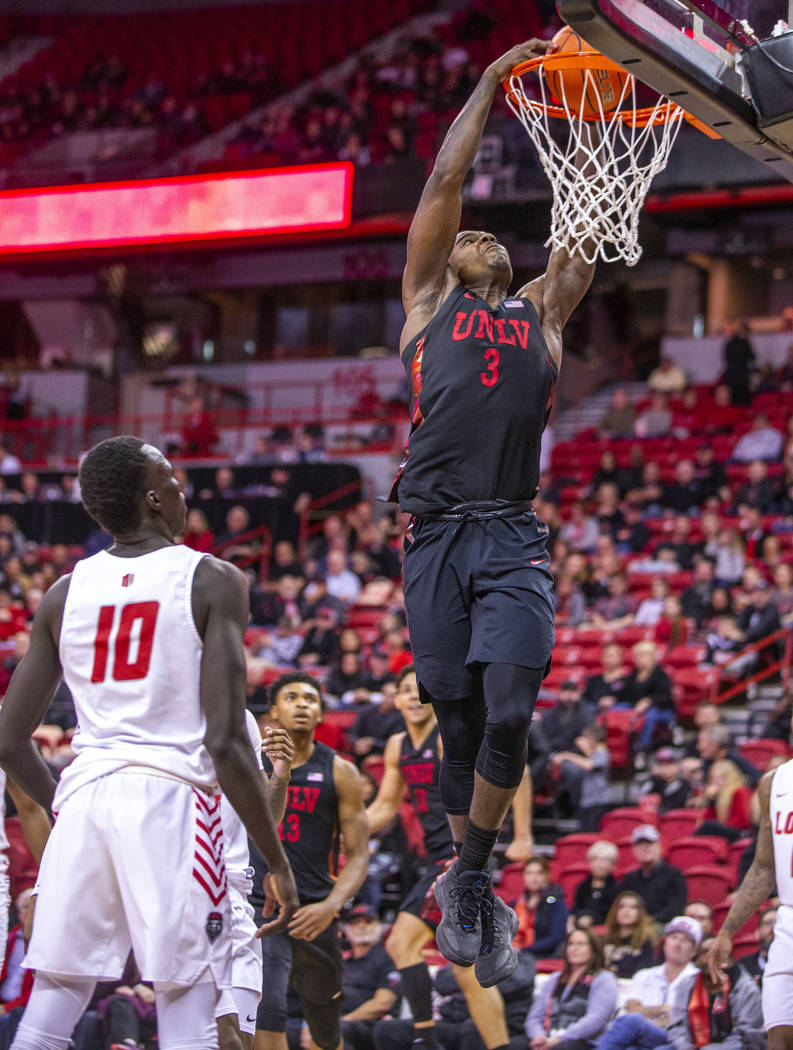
[302, 999, 342, 1050]
[431, 694, 486, 815]
[475, 663, 543, 789]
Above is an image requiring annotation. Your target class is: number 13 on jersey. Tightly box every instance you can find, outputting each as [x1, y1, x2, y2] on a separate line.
[91, 601, 160, 683]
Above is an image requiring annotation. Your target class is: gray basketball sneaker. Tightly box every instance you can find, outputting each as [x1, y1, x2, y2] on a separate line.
[433, 861, 489, 966]
[475, 891, 519, 987]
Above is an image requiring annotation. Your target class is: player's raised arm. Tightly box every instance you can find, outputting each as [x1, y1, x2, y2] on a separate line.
[365, 731, 407, 834]
[193, 556, 298, 930]
[518, 238, 596, 375]
[0, 575, 71, 810]
[402, 40, 551, 332]
[708, 771, 776, 982]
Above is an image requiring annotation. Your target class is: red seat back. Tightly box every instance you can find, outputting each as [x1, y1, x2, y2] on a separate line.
[684, 865, 732, 906]
[659, 809, 704, 846]
[667, 835, 728, 868]
[494, 862, 525, 903]
[600, 808, 655, 840]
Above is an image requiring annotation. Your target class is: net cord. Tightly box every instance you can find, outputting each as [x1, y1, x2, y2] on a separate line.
[506, 65, 685, 266]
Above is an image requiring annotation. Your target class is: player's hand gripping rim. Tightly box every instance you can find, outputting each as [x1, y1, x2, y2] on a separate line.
[257, 867, 300, 937]
[485, 39, 556, 85]
[707, 929, 731, 984]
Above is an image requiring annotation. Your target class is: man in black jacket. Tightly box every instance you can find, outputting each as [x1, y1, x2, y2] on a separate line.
[618, 825, 687, 926]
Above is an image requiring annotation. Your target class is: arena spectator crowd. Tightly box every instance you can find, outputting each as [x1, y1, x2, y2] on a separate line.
[1, 355, 793, 1048]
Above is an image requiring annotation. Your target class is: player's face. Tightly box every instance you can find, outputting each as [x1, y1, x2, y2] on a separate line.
[272, 681, 323, 733]
[449, 230, 513, 286]
[142, 445, 187, 537]
[395, 672, 433, 727]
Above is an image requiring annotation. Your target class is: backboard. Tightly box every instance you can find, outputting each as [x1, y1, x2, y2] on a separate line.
[557, 0, 793, 183]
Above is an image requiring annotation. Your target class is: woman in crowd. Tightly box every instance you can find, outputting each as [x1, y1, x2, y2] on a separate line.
[525, 928, 618, 1050]
[654, 594, 690, 647]
[603, 891, 657, 978]
[572, 841, 619, 928]
[696, 758, 754, 840]
[513, 857, 569, 958]
[180, 507, 214, 552]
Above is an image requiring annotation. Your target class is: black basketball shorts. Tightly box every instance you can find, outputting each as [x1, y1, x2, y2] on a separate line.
[403, 508, 555, 701]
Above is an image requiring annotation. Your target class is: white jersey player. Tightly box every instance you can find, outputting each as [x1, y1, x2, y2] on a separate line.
[216, 711, 294, 1050]
[709, 715, 793, 1050]
[0, 436, 297, 1050]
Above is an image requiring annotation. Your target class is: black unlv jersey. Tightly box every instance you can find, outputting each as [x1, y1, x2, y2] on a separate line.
[253, 740, 338, 905]
[399, 726, 454, 863]
[391, 284, 557, 514]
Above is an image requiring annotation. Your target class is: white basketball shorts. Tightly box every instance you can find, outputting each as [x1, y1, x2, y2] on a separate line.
[215, 883, 263, 1033]
[762, 905, 793, 1030]
[25, 770, 232, 988]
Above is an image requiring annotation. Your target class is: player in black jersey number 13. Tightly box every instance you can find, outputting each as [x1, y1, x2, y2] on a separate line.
[391, 40, 597, 982]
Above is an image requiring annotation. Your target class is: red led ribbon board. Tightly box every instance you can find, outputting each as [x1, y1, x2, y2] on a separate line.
[0, 163, 354, 255]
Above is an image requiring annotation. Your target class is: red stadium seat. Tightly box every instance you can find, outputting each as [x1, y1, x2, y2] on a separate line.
[731, 930, 760, 959]
[726, 837, 753, 882]
[553, 833, 601, 869]
[672, 668, 721, 718]
[665, 645, 707, 668]
[712, 899, 762, 935]
[600, 807, 654, 840]
[739, 738, 790, 770]
[666, 835, 728, 869]
[494, 862, 525, 903]
[660, 809, 704, 846]
[684, 865, 732, 906]
[535, 958, 565, 973]
[557, 862, 591, 907]
[601, 708, 636, 770]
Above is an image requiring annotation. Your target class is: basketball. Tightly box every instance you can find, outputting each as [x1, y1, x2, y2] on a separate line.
[547, 25, 628, 117]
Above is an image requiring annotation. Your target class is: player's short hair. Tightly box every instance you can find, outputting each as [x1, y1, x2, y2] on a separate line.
[268, 671, 325, 711]
[79, 436, 150, 536]
[396, 664, 416, 689]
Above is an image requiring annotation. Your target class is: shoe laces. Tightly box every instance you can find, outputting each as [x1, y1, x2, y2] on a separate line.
[449, 877, 485, 930]
[479, 894, 505, 954]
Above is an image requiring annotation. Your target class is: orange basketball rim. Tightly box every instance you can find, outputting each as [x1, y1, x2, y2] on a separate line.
[504, 49, 719, 137]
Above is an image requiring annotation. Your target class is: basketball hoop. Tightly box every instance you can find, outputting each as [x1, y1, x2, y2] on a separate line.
[504, 51, 708, 266]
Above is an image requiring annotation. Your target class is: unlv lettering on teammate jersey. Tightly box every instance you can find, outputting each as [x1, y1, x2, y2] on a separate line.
[252, 741, 338, 905]
[54, 545, 215, 810]
[399, 727, 454, 862]
[391, 285, 556, 514]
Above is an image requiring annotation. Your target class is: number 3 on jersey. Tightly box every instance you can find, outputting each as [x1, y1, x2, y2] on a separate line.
[91, 601, 160, 683]
[480, 347, 500, 387]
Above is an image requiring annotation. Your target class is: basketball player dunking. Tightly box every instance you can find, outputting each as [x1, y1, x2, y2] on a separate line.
[708, 707, 793, 1050]
[367, 666, 520, 1050]
[389, 39, 596, 978]
[0, 436, 299, 1050]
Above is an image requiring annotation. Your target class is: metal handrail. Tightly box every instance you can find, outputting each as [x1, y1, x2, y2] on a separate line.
[212, 524, 273, 584]
[297, 478, 364, 558]
[715, 627, 793, 705]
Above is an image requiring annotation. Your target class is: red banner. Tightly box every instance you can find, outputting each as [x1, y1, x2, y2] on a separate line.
[0, 163, 353, 254]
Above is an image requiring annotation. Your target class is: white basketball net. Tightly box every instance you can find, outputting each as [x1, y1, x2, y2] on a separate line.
[506, 63, 686, 266]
